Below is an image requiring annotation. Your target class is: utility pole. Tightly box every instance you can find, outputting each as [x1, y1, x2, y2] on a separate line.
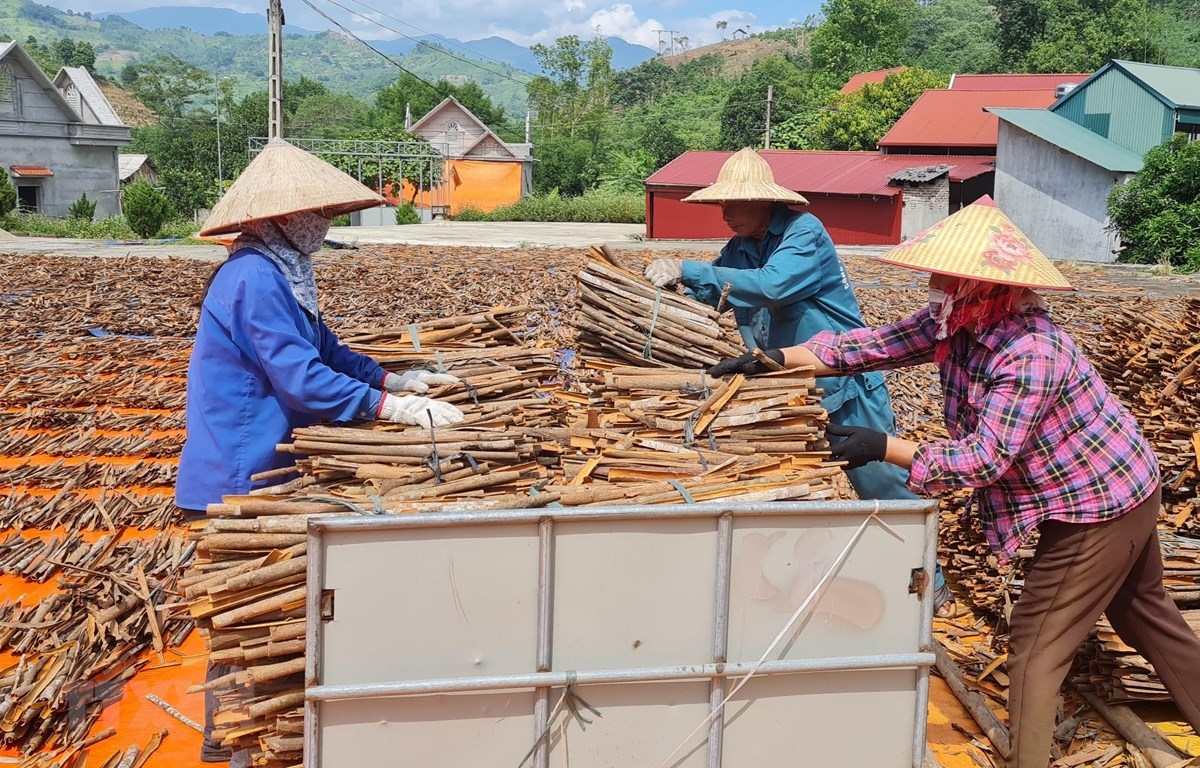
[215, 97, 223, 192]
[267, 0, 284, 139]
[764, 85, 774, 149]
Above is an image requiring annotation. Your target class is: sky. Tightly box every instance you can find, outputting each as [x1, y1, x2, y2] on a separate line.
[43, 0, 825, 51]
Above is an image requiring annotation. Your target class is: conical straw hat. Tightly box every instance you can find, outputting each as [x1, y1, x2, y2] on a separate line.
[879, 196, 1073, 290]
[682, 147, 809, 205]
[199, 139, 385, 236]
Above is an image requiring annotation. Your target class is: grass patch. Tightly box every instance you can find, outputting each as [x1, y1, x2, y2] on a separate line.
[1, 212, 199, 241]
[450, 190, 644, 224]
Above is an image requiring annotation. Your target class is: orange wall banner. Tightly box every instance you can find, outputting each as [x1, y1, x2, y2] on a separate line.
[400, 159, 524, 214]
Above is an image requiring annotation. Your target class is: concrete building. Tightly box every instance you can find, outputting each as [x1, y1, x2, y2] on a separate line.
[988, 60, 1200, 263]
[0, 42, 131, 218]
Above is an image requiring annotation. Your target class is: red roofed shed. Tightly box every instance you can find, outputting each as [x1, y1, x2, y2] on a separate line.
[948, 72, 1089, 91]
[877, 89, 1059, 154]
[644, 150, 995, 243]
[840, 67, 906, 94]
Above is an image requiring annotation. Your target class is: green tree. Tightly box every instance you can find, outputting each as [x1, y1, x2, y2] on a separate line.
[68, 192, 96, 220]
[907, 0, 1003, 74]
[717, 56, 809, 150]
[994, 0, 1044, 64]
[1107, 133, 1200, 269]
[808, 0, 919, 80]
[123, 180, 173, 239]
[1025, 0, 1164, 71]
[0, 174, 16, 218]
[777, 66, 948, 150]
[126, 54, 214, 118]
[531, 134, 595, 195]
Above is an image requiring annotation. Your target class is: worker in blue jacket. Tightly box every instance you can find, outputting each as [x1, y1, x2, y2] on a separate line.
[176, 140, 464, 765]
[645, 147, 953, 617]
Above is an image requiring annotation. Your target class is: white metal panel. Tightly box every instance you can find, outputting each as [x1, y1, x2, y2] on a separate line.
[727, 513, 926, 663]
[552, 519, 717, 670]
[721, 669, 920, 764]
[309, 501, 937, 768]
[321, 525, 540, 685]
[319, 690, 536, 767]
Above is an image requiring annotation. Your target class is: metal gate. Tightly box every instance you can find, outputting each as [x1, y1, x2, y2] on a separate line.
[305, 499, 939, 768]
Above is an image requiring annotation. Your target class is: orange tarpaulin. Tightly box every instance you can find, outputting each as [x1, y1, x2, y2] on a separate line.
[399, 159, 524, 215]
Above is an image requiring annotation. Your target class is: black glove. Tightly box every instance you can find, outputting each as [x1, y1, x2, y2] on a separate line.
[707, 348, 784, 377]
[826, 423, 888, 470]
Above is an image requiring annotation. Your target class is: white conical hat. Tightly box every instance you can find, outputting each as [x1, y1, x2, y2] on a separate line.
[199, 139, 384, 236]
[682, 147, 809, 205]
[879, 196, 1073, 290]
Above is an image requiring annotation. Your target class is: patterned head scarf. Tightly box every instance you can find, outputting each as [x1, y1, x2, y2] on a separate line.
[230, 212, 331, 316]
[932, 278, 1047, 365]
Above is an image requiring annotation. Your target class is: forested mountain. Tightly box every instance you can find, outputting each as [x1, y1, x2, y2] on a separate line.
[0, 0, 652, 113]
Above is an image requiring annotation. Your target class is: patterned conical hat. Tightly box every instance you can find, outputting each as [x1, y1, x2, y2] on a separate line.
[199, 139, 384, 236]
[879, 196, 1073, 290]
[682, 147, 809, 205]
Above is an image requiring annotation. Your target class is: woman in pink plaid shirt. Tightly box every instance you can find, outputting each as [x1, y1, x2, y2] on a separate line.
[710, 198, 1200, 768]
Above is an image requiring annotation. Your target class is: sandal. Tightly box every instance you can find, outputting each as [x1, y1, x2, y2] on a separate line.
[932, 581, 958, 618]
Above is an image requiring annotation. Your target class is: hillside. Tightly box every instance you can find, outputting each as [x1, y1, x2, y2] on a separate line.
[95, 77, 159, 128]
[662, 31, 810, 76]
[0, 0, 657, 117]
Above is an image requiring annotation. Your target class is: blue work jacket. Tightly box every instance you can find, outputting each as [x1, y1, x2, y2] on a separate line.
[681, 208, 885, 413]
[175, 247, 386, 509]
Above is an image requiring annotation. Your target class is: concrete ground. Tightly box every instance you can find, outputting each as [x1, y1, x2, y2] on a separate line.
[2, 221, 1198, 297]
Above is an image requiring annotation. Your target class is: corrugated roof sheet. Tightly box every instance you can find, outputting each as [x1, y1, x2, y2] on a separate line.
[988, 108, 1145, 172]
[1112, 60, 1200, 109]
[646, 151, 994, 197]
[949, 73, 1089, 91]
[118, 153, 150, 180]
[10, 165, 54, 177]
[878, 89, 1058, 149]
[840, 67, 906, 94]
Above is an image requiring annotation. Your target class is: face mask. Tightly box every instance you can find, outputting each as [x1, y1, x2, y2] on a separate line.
[928, 287, 949, 315]
[278, 211, 332, 255]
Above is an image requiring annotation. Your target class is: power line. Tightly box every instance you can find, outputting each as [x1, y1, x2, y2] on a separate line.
[329, 0, 539, 78]
[300, 0, 532, 140]
[314, 0, 535, 85]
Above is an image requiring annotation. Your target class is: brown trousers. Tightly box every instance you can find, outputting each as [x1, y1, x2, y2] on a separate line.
[1006, 485, 1200, 767]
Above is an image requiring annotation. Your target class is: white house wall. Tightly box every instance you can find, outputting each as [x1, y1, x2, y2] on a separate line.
[993, 122, 1127, 263]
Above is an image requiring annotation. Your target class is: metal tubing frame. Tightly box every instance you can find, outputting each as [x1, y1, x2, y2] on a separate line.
[307, 653, 936, 701]
[304, 499, 938, 768]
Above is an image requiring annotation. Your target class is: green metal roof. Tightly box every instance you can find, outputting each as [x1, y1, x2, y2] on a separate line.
[987, 108, 1145, 172]
[1112, 60, 1200, 109]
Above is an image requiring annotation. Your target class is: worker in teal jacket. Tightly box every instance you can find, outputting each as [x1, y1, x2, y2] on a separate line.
[646, 147, 953, 616]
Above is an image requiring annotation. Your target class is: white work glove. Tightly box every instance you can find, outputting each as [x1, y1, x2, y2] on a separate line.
[645, 258, 685, 288]
[383, 370, 460, 395]
[378, 393, 464, 428]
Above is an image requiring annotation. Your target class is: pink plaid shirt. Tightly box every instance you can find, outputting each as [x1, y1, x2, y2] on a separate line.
[806, 308, 1159, 561]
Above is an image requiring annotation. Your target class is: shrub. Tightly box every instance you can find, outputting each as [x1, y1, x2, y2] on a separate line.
[68, 192, 97, 221]
[450, 204, 488, 221]
[394, 203, 421, 225]
[1108, 133, 1200, 270]
[122, 180, 173, 239]
[331, 214, 351, 226]
[0, 175, 15, 218]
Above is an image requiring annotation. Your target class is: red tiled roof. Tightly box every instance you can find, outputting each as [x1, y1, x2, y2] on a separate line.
[646, 150, 995, 198]
[9, 165, 53, 177]
[839, 67, 906, 94]
[877, 89, 1058, 149]
[948, 73, 1089, 91]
